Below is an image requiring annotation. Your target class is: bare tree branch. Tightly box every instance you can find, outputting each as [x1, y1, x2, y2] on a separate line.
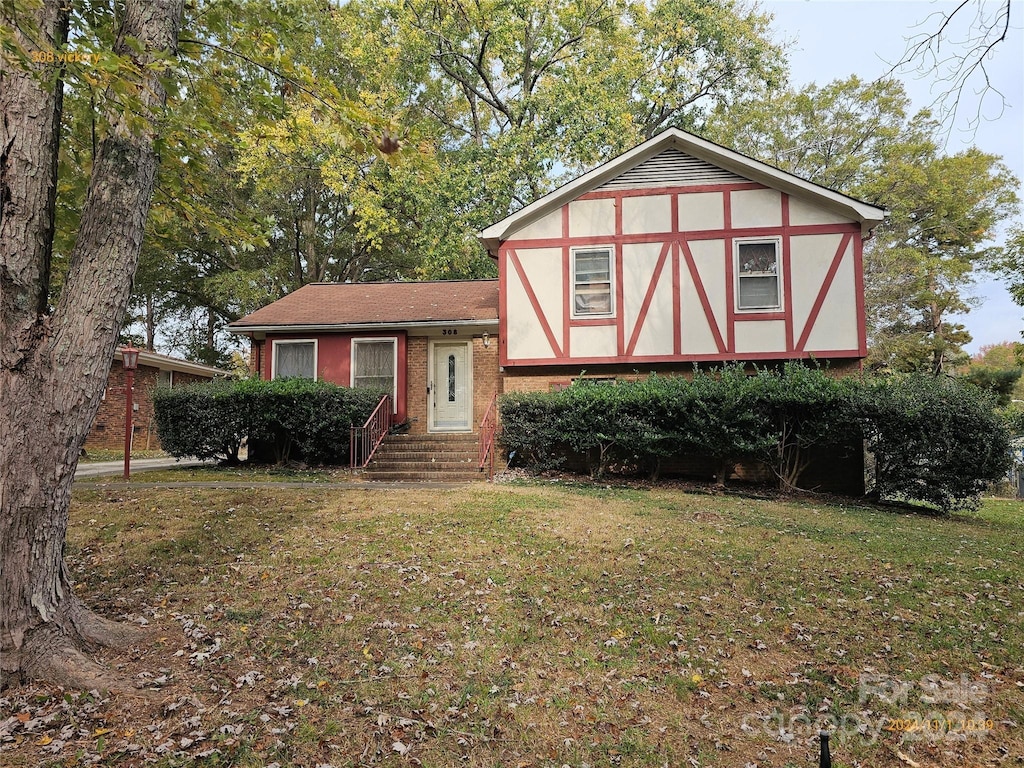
[883, 0, 1014, 141]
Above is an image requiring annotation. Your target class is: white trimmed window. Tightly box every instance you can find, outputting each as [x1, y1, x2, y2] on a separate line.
[272, 339, 317, 379]
[571, 247, 614, 317]
[351, 338, 397, 408]
[736, 239, 781, 310]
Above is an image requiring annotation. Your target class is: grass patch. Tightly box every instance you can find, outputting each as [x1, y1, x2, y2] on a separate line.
[1, 484, 1021, 767]
[79, 448, 168, 463]
[76, 464, 357, 483]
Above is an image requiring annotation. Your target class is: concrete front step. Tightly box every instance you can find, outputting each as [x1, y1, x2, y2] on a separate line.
[366, 469, 485, 481]
[364, 432, 486, 481]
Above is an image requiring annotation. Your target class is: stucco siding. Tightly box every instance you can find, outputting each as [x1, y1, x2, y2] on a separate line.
[790, 233, 844, 336]
[678, 191, 725, 231]
[731, 188, 782, 228]
[569, 324, 617, 358]
[506, 247, 562, 360]
[804, 245, 859, 352]
[789, 195, 851, 226]
[735, 319, 787, 353]
[622, 194, 672, 235]
[508, 208, 562, 241]
[568, 198, 616, 237]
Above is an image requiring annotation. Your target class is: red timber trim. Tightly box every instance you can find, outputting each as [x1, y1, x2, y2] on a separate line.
[723, 190, 735, 352]
[502, 182, 866, 367]
[578, 181, 765, 200]
[615, 194, 625, 355]
[795, 232, 854, 352]
[502, 349, 863, 367]
[561, 205, 571, 357]
[854, 232, 868, 356]
[679, 238, 727, 353]
[502, 221, 858, 251]
[782, 194, 794, 351]
[626, 241, 672, 356]
[734, 311, 786, 322]
[508, 248, 564, 358]
[671, 196, 682, 355]
[499, 244, 509, 366]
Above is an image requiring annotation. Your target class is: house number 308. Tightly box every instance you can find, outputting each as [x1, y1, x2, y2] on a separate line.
[442, 329, 458, 335]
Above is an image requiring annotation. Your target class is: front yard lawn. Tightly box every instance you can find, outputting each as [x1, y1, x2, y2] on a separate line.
[2, 483, 1021, 767]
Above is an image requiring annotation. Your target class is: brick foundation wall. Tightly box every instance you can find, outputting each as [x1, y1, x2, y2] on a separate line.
[473, 335, 502, 430]
[501, 358, 861, 394]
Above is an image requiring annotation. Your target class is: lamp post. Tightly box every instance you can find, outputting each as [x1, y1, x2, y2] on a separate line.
[121, 346, 140, 479]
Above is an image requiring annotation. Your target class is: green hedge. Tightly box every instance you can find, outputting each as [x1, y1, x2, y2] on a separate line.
[854, 375, 1010, 512]
[499, 366, 1010, 512]
[153, 378, 386, 465]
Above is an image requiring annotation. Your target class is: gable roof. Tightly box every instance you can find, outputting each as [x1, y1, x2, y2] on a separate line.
[228, 280, 498, 333]
[478, 127, 887, 253]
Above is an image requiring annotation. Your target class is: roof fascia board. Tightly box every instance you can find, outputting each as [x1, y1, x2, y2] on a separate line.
[134, 351, 226, 377]
[478, 128, 886, 250]
[228, 319, 499, 335]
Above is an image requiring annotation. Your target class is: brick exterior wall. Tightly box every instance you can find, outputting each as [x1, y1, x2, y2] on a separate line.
[84, 363, 214, 453]
[473, 334, 502, 430]
[405, 336, 429, 433]
[500, 358, 861, 395]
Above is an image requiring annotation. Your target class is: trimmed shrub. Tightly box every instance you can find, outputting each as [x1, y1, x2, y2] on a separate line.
[153, 380, 252, 463]
[498, 368, 1010, 511]
[498, 391, 569, 471]
[747, 363, 858, 491]
[154, 378, 385, 465]
[854, 375, 1011, 512]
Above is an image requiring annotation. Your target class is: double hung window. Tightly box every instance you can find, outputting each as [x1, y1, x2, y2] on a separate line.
[572, 247, 614, 317]
[736, 240, 781, 310]
[352, 339, 397, 407]
[273, 340, 316, 379]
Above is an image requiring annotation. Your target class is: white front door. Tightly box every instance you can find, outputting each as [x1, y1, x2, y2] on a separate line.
[430, 341, 472, 431]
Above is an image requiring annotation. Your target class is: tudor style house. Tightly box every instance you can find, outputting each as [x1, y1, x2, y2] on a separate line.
[229, 128, 885, 479]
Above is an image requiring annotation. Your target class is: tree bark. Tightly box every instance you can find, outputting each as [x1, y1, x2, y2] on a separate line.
[1, 0, 184, 690]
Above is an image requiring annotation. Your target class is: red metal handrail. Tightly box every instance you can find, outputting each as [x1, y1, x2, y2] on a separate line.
[350, 394, 392, 469]
[478, 392, 498, 478]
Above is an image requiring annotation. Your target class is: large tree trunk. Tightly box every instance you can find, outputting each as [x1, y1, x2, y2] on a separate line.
[0, 0, 184, 690]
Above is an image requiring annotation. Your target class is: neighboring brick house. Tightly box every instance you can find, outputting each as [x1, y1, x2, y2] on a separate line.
[229, 128, 885, 484]
[85, 349, 226, 453]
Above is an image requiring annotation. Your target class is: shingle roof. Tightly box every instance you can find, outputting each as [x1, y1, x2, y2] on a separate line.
[229, 280, 499, 331]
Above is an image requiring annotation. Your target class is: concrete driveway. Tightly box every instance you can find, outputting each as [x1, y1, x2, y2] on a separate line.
[74, 457, 214, 478]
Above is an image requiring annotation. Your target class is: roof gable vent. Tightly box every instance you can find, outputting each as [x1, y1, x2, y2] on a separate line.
[598, 147, 746, 190]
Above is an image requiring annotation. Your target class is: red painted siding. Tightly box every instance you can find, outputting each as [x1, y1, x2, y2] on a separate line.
[261, 331, 409, 422]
